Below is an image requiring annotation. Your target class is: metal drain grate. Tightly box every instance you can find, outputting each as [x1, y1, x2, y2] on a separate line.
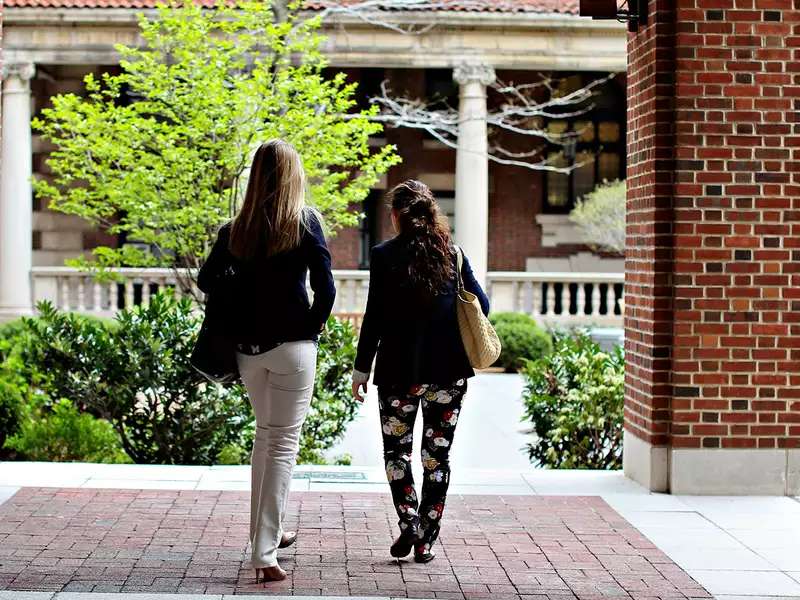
[292, 471, 368, 481]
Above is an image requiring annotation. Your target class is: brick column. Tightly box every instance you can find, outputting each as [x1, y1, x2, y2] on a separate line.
[624, 0, 799, 495]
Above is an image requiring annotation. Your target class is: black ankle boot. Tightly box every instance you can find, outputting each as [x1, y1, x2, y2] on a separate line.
[414, 541, 435, 563]
[390, 528, 417, 558]
[414, 524, 439, 563]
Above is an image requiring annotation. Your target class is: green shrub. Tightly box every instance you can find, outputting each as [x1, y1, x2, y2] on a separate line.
[0, 376, 23, 452]
[521, 331, 624, 469]
[216, 442, 250, 466]
[5, 399, 131, 463]
[301, 316, 359, 464]
[6, 297, 359, 466]
[490, 312, 553, 372]
[0, 319, 39, 455]
[20, 294, 251, 465]
[0, 318, 27, 364]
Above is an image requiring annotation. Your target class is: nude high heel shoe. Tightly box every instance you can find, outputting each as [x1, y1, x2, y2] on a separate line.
[255, 565, 287, 583]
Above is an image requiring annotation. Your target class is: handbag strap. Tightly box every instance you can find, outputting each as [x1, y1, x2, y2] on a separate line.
[454, 245, 465, 293]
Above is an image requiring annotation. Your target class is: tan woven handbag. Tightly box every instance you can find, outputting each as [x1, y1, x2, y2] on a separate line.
[454, 246, 502, 369]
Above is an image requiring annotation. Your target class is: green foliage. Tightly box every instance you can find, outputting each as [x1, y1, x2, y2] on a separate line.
[0, 377, 23, 452]
[569, 180, 625, 254]
[0, 318, 45, 455]
[489, 312, 553, 372]
[5, 399, 131, 463]
[216, 442, 250, 466]
[299, 316, 360, 464]
[0, 319, 27, 364]
[213, 316, 359, 466]
[32, 0, 400, 276]
[333, 453, 353, 466]
[5, 300, 359, 466]
[521, 331, 624, 469]
[20, 294, 252, 465]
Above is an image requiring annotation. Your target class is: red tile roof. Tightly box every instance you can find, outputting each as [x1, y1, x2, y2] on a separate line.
[6, 0, 578, 13]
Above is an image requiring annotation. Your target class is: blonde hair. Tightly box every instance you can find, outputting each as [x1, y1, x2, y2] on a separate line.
[229, 139, 311, 259]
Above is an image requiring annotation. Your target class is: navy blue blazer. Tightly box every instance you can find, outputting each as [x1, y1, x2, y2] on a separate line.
[197, 213, 336, 350]
[354, 235, 490, 388]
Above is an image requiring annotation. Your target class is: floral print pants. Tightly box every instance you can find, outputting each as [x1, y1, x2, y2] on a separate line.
[378, 379, 467, 552]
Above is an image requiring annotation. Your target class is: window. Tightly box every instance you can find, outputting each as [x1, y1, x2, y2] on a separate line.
[543, 74, 626, 214]
[434, 193, 456, 235]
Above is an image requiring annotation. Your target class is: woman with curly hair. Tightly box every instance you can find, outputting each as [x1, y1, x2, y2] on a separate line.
[351, 179, 489, 563]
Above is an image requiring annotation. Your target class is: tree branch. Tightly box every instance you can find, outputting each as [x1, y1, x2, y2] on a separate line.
[365, 76, 617, 172]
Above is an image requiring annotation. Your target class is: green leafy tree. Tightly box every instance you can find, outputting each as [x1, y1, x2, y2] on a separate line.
[33, 0, 399, 286]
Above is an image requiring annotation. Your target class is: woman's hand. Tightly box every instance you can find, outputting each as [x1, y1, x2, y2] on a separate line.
[352, 380, 368, 403]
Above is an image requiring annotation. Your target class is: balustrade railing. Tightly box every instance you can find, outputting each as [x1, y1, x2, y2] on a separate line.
[487, 271, 624, 327]
[31, 267, 191, 317]
[31, 267, 624, 328]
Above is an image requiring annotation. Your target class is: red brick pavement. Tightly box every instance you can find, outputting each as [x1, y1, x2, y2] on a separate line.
[0, 488, 711, 599]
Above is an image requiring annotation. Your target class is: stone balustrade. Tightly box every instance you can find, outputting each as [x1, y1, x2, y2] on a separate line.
[487, 271, 624, 328]
[31, 267, 624, 328]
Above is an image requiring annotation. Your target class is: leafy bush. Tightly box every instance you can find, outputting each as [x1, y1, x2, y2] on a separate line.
[5, 399, 131, 463]
[490, 312, 553, 372]
[0, 319, 38, 455]
[7, 297, 359, 466]
[216, 442, 250, 466]
[521, 331, 624, 469]
[300, 316, 360, 464]
[222, 316, 361, 465]
[0, 376, 23, 452]
[20, 294, 251, 465]
[0, 318, 27, 364]
[569, 180, 625, 254]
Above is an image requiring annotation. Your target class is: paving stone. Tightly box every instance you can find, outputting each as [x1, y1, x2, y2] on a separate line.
[0, 488, 711, 599]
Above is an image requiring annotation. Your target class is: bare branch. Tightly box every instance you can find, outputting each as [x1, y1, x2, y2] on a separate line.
[365, 75, 617, 172]
[316, 0, 491, 34]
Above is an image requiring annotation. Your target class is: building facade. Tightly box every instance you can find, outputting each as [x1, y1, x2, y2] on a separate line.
[0, 0, 627, 320]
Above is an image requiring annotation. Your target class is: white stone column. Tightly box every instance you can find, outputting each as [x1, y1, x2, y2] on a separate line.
[0, 63, 36, 320]
[453, 62, 495, 286]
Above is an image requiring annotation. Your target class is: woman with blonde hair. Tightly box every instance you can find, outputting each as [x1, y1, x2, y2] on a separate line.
[198, 140, 335, 583]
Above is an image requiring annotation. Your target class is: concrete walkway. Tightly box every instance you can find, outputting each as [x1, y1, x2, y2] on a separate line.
[1, 463, 800, 598]
[329, 373, 531, 470]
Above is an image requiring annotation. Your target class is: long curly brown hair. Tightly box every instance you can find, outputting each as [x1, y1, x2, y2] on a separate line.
[389, 179, 454, 295]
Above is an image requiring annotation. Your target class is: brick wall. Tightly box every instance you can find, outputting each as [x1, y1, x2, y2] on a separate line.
[625, 0, 800, 458]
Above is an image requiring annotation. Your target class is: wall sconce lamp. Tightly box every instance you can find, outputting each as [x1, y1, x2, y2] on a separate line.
[579, 0, 648, 32]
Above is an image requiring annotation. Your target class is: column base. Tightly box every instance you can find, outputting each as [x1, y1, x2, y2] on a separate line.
[623, 430, 669, 493]
[671, 448, 798, 495]
[623, 431, 800, 495]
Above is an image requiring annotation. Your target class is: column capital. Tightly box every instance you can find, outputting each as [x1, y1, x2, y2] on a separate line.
[453, 63, 496, 87]
[1, 62, 36, 83]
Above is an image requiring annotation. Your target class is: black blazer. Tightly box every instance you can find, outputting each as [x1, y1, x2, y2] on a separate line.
[197, 212, 336, 349]
[354, 235, 490, 388]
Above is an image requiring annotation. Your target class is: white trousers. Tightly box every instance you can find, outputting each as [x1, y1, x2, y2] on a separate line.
[237, 341, 317, 568]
